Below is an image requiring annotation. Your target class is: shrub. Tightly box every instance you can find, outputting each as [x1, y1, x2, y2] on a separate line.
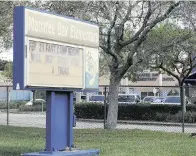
[190, 112, 196, 123]
[75, 102, 104, 119]
[155, 112, 168, 122]
[33, 101, 46, 106]
[19, 104, 46, 112]
[184, 111, 193, 123]
[16, 101, 196, 123]
[0, 102, 7, 109]
[10, 101, 27, 108]
[166, 112, 182, 123]
[74, 102, 196, 123]
[0, 100, 27, 109]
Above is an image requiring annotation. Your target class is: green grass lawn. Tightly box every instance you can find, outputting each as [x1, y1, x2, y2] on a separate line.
[0, 126, 196, 156]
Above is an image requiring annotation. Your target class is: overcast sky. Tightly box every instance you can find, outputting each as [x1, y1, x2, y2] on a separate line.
[0, 49, 13, 61]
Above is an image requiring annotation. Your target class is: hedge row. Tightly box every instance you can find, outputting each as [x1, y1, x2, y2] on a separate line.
[74, 102, 196, 123]
[0, 101, 26, 109]
[14, 101, 196, 123]
[0, 100, 45, 110]
[19, 104, 46, 112]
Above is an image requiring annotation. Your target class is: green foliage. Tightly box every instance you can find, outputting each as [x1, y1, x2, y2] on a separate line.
[142, 23, 192, 66]
[35, 90, 46, 100]
[32, 100, 46, 106]
[0, 59, 9, 71]
[0, 100, 26, 109]
[142, 22, 196, 84]
[0, 1, 46, 49]
[124, 22, 193, 81]
[167, 89, 180, 96]
[154, 112, 168, 121]
[18, 100, 46, 112]
[2, 61, 12, 80]
[19, 104, 46, 112]
[75, 102, 104, 119]
[74, 102, 196, 123]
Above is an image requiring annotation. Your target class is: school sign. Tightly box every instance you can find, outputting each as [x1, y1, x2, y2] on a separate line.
[14, 6, 100, 156]
[14, 7, 99, 90]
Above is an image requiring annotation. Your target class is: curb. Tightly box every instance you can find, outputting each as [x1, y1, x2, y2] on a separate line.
[77, 118, 196, 127]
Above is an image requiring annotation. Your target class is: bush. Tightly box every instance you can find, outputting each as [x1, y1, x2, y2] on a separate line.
[75, 102, 104, 119]
[15, 101, 196, 123]
[74, 102, 196, 123]
[155, 112, 168, 122]
[32, 101, 46, 106]
[117, 103, 182, 121]
[190, 112, 196, 123]
[165, 112, 182, 123]
[0, 100, 26, 109]
[19, 104, 46, 112]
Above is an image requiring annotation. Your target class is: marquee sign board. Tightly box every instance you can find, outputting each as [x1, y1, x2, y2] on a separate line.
[13, 7, 99, 90]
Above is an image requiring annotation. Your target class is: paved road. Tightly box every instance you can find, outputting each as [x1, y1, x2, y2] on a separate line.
[0, 112, 196, 133]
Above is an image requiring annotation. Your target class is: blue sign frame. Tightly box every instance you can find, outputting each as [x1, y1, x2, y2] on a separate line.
[13, 6, 99, 91]
[14, 6, 100, 156]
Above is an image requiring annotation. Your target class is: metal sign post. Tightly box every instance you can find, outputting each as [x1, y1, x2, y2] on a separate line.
[45, 92, 74, 151]
[13, 6, 100, 156]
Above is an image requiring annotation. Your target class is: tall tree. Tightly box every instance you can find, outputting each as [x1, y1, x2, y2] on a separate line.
[144, 23, 196, 114]
[0, 59, 10, 71]
[2, 61, 12, 81]
[45, 1, 181, 129]
[0, 1, 44, 49]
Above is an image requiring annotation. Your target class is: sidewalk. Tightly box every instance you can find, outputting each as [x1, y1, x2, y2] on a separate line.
[77, 118, 196, 127]
[1, 109, 196, 127]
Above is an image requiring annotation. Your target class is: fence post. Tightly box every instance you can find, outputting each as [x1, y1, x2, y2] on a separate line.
[104, 86, 107, 129]
[181, 86, 185, 133]
[6, 86, 9, 126]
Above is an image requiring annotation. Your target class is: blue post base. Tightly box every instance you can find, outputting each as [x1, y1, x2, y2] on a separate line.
[22, 92, 100, 156]
[22, 149, 100, 156]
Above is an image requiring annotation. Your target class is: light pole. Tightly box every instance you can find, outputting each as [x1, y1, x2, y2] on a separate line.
[158, 70, 163, 96]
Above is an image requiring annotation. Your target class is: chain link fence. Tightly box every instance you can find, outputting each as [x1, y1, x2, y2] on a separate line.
[0, 85, 196, 133]
[74, 85, 196, 133]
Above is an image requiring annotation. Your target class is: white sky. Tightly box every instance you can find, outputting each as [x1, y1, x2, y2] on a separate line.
[0, 49, 13, 61]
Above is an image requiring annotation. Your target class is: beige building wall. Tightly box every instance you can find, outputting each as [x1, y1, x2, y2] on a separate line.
[99, 72, 178, 86]
[98, 71, 180, 98]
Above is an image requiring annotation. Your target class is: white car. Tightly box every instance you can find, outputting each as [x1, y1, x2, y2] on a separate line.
[25, 99, 46, 106]
[151, 97, 166, 105]
[142, 96, 156, 103]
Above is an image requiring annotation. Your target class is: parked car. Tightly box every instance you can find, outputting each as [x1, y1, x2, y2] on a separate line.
[118, 94, 140, 104]
[89, 95, 105, 103]
[25, 99, 46, 106]
[162, 96, 180, 105]
[151, 97, 166, 105]
[143, 96, 156, 103]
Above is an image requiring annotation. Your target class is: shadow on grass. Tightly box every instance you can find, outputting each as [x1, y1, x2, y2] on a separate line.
[0, 146, 44, 156]
[0, 126, 45, 156]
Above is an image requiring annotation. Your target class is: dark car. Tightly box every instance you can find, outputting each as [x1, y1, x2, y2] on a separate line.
[89, 95, 105, 103]
[163, 96, 180, 105]
[118, 94, 140, 104]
